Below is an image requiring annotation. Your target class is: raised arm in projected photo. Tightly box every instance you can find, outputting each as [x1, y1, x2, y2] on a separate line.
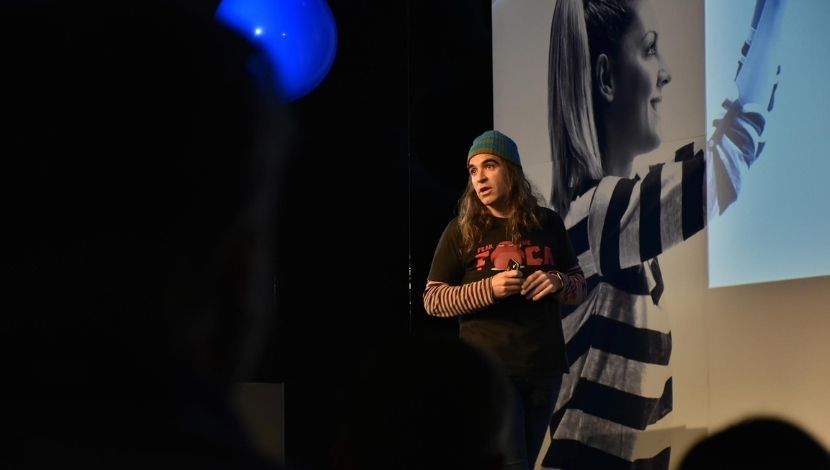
[543, 0, 786, 469]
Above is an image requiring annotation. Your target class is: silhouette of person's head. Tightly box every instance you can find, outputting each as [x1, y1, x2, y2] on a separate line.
[679, 417, 830, 470]
[4, 1, 288, 467]
[334, 337, 512, 470]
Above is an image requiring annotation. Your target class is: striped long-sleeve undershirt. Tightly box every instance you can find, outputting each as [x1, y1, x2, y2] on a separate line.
[424, 265, 586, 318]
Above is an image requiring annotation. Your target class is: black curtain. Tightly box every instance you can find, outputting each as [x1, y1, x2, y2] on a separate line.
[254, 1, 493, 468]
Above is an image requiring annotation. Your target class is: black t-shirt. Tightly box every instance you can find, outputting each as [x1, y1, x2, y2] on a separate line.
[427, 208, 578, 377]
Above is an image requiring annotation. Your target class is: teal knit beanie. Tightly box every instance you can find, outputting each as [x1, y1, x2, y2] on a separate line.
[467, 130, 521, 167]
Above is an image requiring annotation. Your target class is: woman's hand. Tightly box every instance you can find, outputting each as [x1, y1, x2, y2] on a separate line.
[490, 269, 524, 300]
[521, 270, 563, 301]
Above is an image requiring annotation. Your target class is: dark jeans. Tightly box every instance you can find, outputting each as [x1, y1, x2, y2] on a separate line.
[504, 375, 562, 470]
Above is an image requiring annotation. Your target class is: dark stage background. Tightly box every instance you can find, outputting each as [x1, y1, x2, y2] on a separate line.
[249, 1, 494, 468]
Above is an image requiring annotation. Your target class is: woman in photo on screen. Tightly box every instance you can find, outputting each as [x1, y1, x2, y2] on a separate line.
[544, 0, 786, 468]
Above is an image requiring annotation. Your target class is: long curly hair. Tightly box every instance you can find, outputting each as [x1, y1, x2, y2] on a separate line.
[457, 156, 544, 256]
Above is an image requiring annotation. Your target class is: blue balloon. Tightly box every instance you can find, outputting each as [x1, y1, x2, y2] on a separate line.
[217, 0, 337, 101]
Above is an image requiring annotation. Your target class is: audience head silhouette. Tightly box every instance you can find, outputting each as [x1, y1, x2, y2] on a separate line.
[679, 416, 830, 470]
[4, 0, 288, 467]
